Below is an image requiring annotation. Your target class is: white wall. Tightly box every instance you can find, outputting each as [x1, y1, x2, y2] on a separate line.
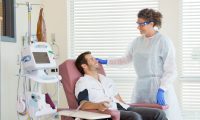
[159, 0, 182, 97]
[0, 42, 19, 120]
[41, 0, 68, 63]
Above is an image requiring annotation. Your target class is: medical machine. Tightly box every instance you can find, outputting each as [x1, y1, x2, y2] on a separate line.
[16, 3, 60, 119]
[21, 42, 61, 82]
[22, 42, 56, 71]
[19, 42, 61, 119]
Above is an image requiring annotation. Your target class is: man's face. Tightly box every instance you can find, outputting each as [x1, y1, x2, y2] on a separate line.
[84, 54, 99, 71]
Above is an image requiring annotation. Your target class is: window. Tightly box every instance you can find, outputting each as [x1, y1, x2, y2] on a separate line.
[181, 0, 200, 119]
[0, 0, 15, 42]
[69, 0, 159, 102]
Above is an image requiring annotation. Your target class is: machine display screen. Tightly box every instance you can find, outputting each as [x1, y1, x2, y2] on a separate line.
[33, 52, 50, 64]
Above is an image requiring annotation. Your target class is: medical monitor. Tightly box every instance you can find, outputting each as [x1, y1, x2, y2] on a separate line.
[22, 42, 56, 72]
[33, 52, 50, 64]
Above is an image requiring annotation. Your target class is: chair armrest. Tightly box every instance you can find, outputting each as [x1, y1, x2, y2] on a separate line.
[57, 108, 70, 112]
[58, 109, 111, 120]
[129, 103, 169, 110]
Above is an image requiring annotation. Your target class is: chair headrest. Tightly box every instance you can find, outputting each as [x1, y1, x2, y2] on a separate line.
[59, 59, 106, 94]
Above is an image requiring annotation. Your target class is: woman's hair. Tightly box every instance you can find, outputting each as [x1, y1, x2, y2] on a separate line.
[138, 8, 163, 28]
[75, 51, 91, 75]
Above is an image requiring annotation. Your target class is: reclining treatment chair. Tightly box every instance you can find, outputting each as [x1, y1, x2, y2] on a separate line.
[59, 59, 167, 120]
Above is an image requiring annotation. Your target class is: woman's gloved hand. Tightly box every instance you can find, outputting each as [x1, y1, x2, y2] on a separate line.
[96, 58, 108, 64]
[156, 88, 166, 105]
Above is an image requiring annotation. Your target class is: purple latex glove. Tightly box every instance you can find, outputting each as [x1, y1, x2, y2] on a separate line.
[156, 88, 166, 105]
[96, 58, 108, 64]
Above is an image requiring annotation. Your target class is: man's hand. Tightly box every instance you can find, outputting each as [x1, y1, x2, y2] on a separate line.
[97, 101, 110, 111]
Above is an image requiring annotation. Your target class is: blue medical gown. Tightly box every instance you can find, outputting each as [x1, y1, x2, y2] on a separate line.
[108, 32, 182, 120]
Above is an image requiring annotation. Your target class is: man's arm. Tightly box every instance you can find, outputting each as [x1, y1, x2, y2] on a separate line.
[79, 100, 109, 111]
[75, 78, 109, 111]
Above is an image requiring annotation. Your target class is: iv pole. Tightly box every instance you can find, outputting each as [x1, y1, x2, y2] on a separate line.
[27, 2, 32, 44]
[16, 2, 40, 45]
[16, 2, 40, 92]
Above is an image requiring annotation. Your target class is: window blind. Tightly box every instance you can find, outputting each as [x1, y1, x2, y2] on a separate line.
[181, 0, 200, 119]
[69, 0, 159, 102]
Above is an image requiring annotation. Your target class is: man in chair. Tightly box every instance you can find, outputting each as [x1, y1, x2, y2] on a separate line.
[75, 51, 168, 120]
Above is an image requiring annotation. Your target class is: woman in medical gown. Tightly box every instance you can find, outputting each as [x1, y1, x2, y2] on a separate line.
[97, 8, 182, 120]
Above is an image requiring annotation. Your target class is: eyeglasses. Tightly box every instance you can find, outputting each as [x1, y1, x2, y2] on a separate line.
[136, 21, 151, 27]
